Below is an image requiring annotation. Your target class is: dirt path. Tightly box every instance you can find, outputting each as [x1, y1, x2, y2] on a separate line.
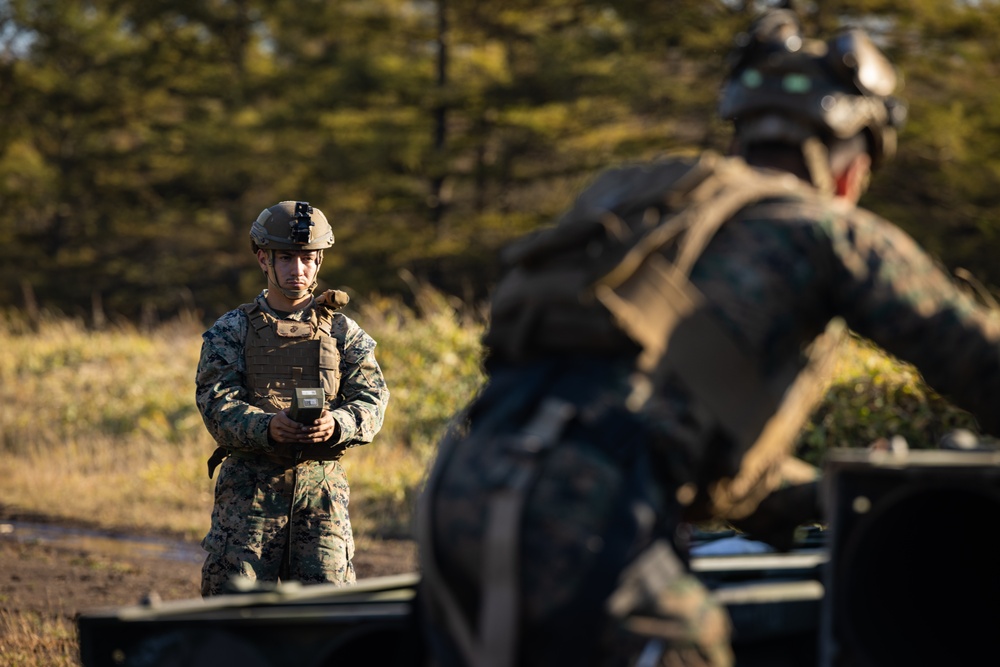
[0, 533, 418, 616]
[0, 507, 418, 665]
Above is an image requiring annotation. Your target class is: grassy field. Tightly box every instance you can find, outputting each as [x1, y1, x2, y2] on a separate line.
[0, 287, 976, 541]
[0, 285, 979, 666]
[0, 283, 486, 543]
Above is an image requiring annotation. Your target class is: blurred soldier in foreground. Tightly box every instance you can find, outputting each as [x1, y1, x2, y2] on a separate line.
[196, 200, 389, 596]
[418, 10, 1000, 667]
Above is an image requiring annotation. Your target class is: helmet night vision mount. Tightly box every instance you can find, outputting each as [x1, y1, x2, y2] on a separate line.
[719, 9, 907, 170]
[250, 200, 335, 299]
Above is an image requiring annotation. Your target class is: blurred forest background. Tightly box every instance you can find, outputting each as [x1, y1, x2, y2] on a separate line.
[1, 0, 999, 325]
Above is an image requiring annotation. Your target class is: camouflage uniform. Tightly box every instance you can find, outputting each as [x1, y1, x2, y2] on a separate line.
[197, 290, 388, 596]
[421, 159, 1000, 667]
[418, 12, 1000, 667]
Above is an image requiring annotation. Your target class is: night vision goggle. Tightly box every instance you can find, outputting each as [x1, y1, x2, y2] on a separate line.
[719, 10, 907, 165]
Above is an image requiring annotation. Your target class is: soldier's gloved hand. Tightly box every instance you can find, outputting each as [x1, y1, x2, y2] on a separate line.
[729, 481, 821, 552]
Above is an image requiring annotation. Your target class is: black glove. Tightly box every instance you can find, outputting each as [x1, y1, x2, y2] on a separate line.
[728, 481, 821, 552]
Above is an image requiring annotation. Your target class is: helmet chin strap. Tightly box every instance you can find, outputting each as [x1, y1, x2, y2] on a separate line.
[263, 249, 324, 302]
[802, 137, 835, 196]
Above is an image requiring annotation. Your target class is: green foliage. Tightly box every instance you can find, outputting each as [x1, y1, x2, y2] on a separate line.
[349, 278, 487, 457]
[23, 1, 1000, 319]
[797, 333, 980, 466]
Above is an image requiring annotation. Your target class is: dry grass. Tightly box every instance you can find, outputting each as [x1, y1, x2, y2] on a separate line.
[0, 297, 974, 539]
[0, 312, 237, 541]
[0, 611, 77, 667]
[0, 287, 486, 542]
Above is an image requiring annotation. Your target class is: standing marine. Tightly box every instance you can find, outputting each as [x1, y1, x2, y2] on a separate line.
[417, 9, 1000, 667]
[196, 200, 389, 596]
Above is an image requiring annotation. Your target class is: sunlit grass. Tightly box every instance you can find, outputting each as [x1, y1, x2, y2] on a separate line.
[0, 292, 978, 542]
[0, 285, 486, 543]
[0, 610, 77, 667]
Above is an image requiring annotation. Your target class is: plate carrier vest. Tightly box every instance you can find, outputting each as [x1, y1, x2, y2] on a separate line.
[206, 291, 352, 477]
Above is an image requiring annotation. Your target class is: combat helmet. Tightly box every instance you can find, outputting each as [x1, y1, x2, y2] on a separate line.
[250, 201, 334, 300]
[718, 9, 907, 186]
[250, 200, 334, 252]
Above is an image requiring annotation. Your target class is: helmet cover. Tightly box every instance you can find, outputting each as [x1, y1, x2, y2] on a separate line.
[250, 201, 334, 251]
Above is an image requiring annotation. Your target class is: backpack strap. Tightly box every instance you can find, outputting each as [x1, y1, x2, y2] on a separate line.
[591, 160, 845, 519]
[478, 398, 576, 667]
[417, 398, 577, 667]
[417, 415, 481, 666]
[593, 156, 813, 407]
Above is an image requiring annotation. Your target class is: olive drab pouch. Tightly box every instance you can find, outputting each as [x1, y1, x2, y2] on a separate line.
[318, 335, 341, 398]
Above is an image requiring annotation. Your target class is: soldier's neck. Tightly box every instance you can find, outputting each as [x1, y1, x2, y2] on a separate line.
[265, 291, 312, 314]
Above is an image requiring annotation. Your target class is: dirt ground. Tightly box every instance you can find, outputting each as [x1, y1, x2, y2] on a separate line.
[0, 506, 418, 640]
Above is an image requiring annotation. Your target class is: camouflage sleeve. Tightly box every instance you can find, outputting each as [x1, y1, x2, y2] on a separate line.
[195, 309, 274, 453]
[825, 208, 1000, 434]
[329, 315, 389, 447]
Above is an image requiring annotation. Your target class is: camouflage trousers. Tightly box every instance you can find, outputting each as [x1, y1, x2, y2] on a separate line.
[201, 455, 356, 596]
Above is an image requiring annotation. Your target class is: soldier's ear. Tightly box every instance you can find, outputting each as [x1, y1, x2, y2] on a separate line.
[834, 153, 871, 202]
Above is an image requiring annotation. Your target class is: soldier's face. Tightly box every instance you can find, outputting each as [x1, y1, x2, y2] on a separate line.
[266, 250, 321, 290]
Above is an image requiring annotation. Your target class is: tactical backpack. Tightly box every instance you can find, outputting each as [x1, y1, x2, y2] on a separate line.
[420, 151, 845, 667]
